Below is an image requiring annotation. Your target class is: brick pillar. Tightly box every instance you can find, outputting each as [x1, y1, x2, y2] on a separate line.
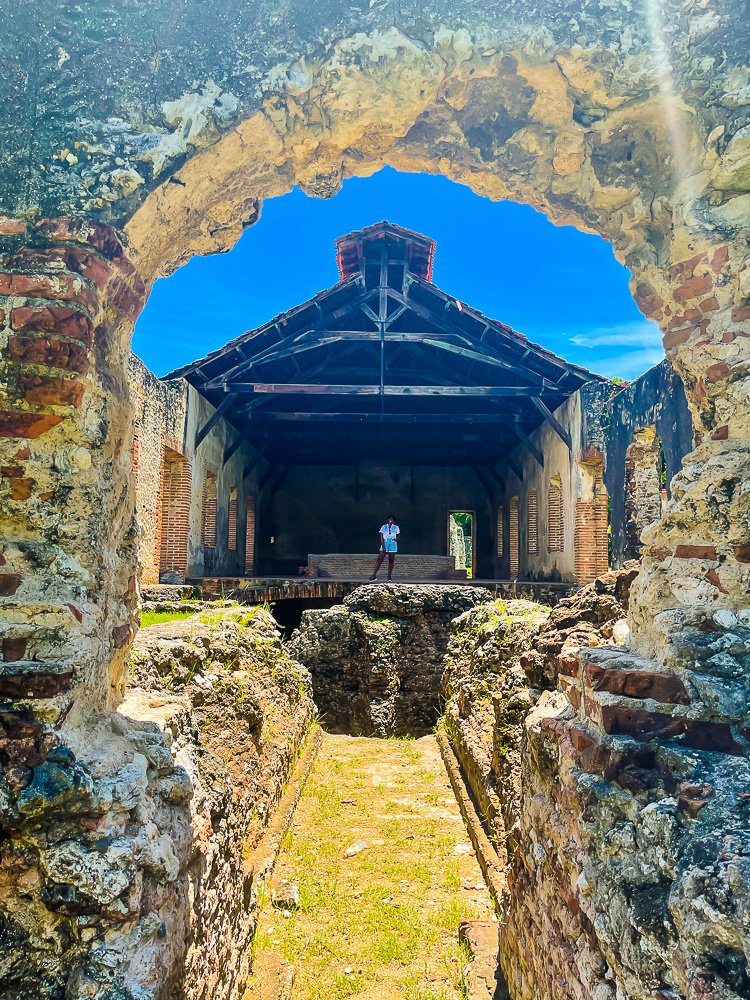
[574, 455, 609, 585]
[0, 216, 146, 719]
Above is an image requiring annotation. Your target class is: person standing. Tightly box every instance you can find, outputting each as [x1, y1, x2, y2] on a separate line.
[369, 515, 400, 582]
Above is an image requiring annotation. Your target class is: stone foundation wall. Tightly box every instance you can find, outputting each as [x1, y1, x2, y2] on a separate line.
[441, 568, 750, 1000]
[0, 606, 314, 1000]
[289, 583, 491, 736]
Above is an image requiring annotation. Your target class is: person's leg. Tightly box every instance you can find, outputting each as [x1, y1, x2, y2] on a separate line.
[387, 553, 395, 581]
[370, 549, 386, 580]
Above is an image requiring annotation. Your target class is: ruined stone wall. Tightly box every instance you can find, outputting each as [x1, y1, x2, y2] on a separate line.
[0, 3, 749, 997]
[501, 618, 750, 1000]
[604, 360, 694, 568]
[0, 604, 313, 1000]
[441, 568, 750, 999]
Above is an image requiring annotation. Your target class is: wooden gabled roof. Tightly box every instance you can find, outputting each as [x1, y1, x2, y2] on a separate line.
[163, 223, 606, 470]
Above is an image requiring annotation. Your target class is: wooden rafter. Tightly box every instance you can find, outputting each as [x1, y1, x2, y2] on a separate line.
[250, 411, 523, 424]
[194, 395, 234, 450]
[512, 424, 545, 468]
[223, 433, 244, 465]
[531, 396, 572, 451]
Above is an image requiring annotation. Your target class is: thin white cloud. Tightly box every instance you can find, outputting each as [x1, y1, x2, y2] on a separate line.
[561, 320, 665, 380]
[570, 321, 663, 349]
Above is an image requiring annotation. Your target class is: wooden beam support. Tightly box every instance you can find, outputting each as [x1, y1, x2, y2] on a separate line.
[194, 395, 235, 450]
[473, 466, 495, 503]
[486, 466, 506, 492]
[499, 458, 524, 483]
[258, 463, 279, 491]
[531, 396, 572, 451]
[421, 338, 514, 369]
[206, 287, 376, 386]
[386, 287, 544, 385]
[257, 455, 508, 469]
[513, 424, 544, 468]
[269, 465, 291, 500]
[223, 433, 244, 465]
[227, 383, 558, 397]
[253, 411, 520, 424]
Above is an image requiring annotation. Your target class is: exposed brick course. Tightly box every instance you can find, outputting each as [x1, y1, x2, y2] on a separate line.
[7, 335, 89, 374]
[0, 412, 63, 439]
[18, 373, 85, 407]
[9, 305, 93, 345]
[674, 544, 717, 560]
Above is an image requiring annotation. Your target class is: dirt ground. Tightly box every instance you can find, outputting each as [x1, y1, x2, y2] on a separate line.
[249, 732, 495, 1000]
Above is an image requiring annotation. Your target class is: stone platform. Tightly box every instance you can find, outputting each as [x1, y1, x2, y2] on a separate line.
[307, 552, 463, 580]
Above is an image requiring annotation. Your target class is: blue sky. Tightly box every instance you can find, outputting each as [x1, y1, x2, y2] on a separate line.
[133, 167, 663, 381]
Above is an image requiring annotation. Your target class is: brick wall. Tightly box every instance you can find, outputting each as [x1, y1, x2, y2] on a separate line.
[128, 355, 188, 584]
[159, 448, 192, 579]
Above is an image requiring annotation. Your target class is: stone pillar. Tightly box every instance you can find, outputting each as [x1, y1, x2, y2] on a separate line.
[627, 242, 750, 666]
[0, 216, 146, 723]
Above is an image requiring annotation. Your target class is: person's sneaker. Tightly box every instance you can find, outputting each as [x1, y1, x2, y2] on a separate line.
[386, 578, 393, 583]
[368, 575, 377, 582]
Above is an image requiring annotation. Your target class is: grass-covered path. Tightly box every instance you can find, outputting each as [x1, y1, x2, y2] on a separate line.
[250, 733, 495, 1000]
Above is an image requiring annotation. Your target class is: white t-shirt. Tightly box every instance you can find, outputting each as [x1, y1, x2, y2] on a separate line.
[380, 523, 400, 551]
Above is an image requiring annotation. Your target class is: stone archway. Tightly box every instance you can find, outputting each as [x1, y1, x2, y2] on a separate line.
[0, 7, 748, 997]
[2, 20, 746, 712]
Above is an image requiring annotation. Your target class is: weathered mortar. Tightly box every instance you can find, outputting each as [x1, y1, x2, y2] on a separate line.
[441, 568, 750, 999]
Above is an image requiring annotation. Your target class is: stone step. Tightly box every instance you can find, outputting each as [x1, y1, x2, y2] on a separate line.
[0, 661, 73, 699]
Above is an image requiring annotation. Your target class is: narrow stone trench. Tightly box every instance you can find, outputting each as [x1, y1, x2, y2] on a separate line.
[248, 732, 496, 1000]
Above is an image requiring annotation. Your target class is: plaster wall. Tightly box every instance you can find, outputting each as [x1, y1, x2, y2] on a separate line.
[503, 392, 583, 584]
